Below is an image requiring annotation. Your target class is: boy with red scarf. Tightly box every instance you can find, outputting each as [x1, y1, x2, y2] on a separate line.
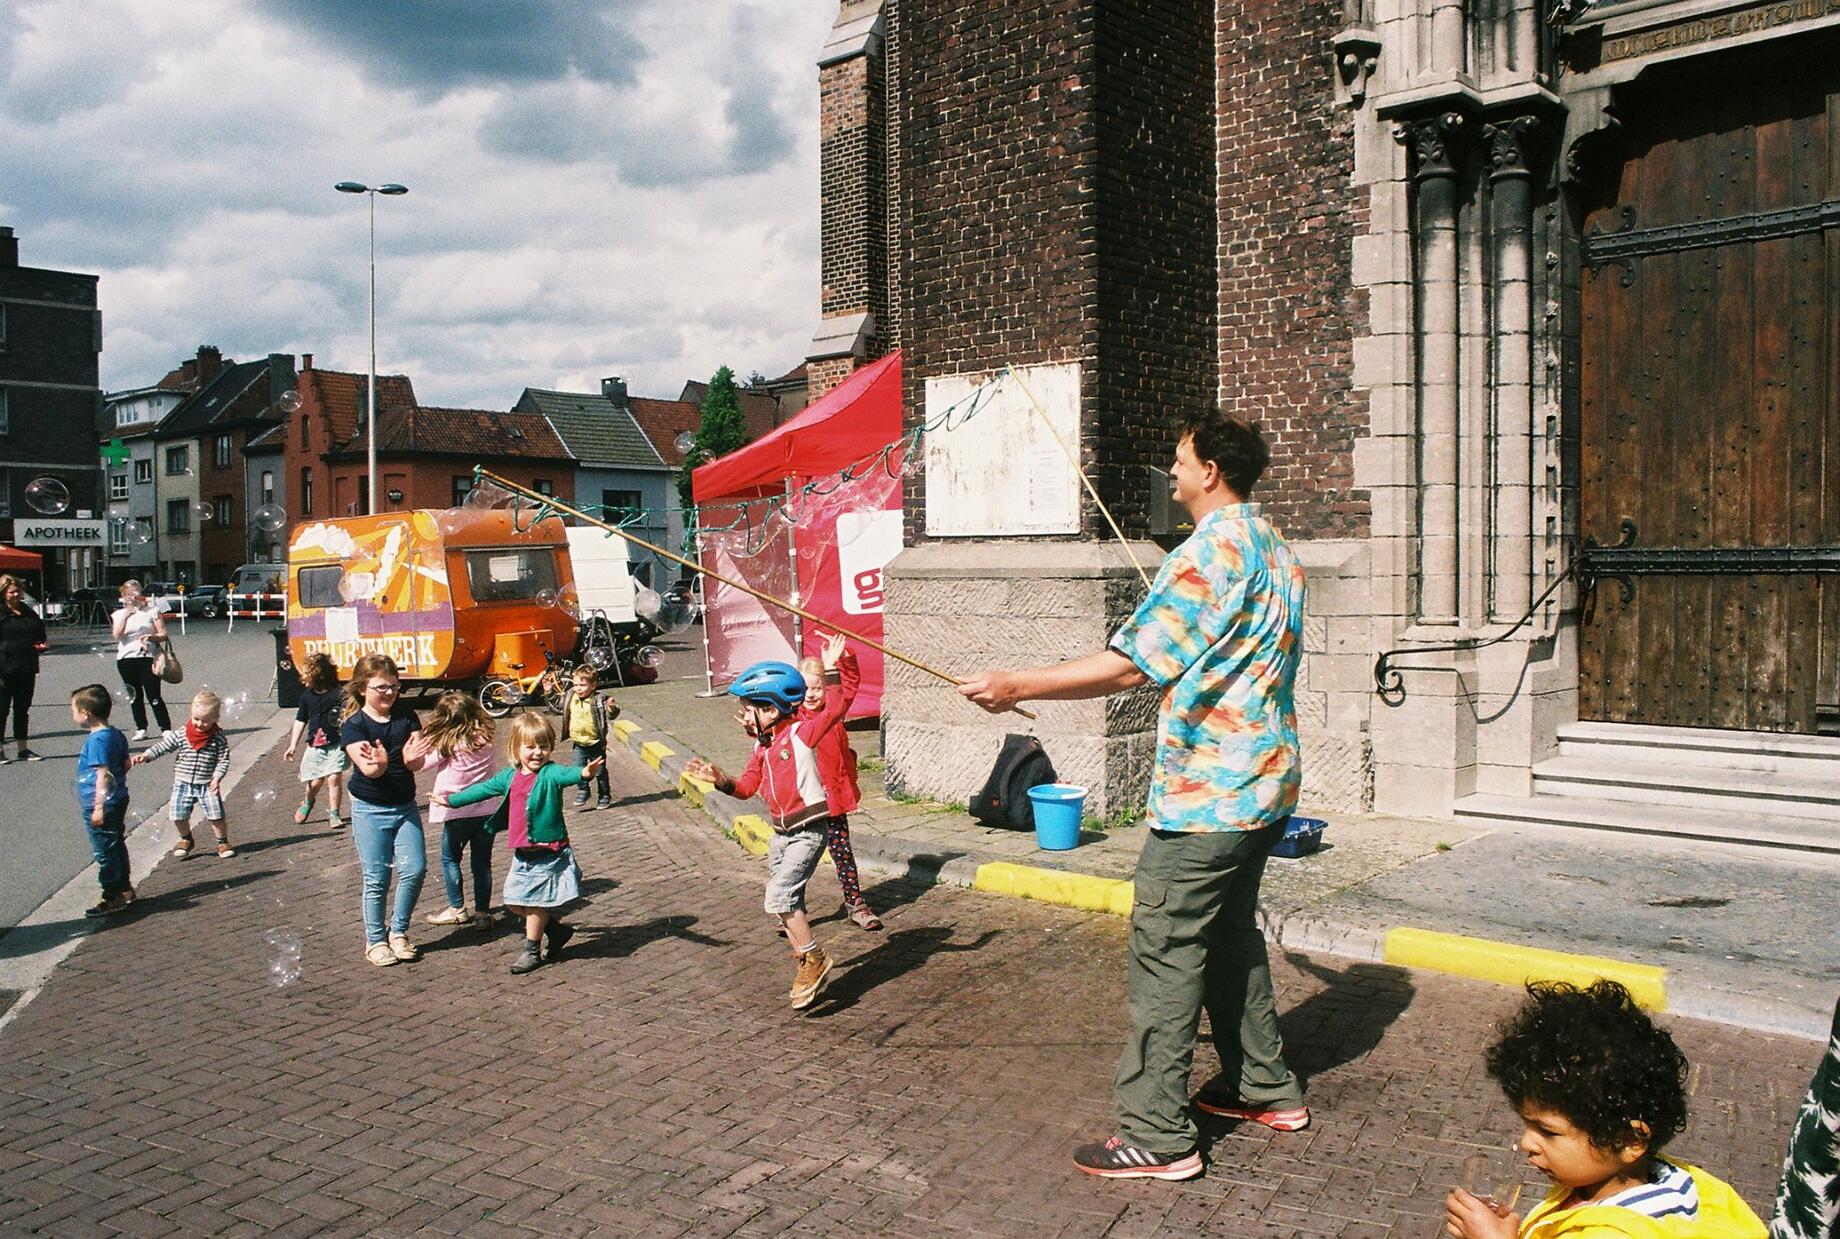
[132, 689, 235, 858]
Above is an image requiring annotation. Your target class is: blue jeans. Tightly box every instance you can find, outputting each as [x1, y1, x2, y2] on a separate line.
[84, 802, 131, 898]
[439, 816, 493, 911]
[350, 799, 426, 945]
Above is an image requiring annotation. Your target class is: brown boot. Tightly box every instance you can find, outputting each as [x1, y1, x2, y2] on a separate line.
[789, 945, 832, 1010]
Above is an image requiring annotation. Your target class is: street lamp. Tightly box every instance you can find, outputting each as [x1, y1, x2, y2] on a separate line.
[334, 181, 409, 514]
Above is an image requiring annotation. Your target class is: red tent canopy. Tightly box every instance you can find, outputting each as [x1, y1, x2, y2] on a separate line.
[692, 351, 902, 502]
[0, 546, 43, 572]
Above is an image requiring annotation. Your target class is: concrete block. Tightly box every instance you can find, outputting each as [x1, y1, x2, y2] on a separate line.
[1374, 761, 1460, 817]
[1368, 180, 1409, 234]
[1298, 725, 1373, 813]
[1351, 334, 1397, 387]
[1324, 615, 1370, 657]
[1352, 435, 1409, 489]
[1366, 384, 1409, 436]
[1303, 614, 1329, 654]
[1296, 687, 1329, 728]
[1307, 652, 1373, 693]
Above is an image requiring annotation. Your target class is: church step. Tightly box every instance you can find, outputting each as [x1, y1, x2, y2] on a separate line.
[1533, 755, 1840, 820]
[1453, 792, 1840, 855]
[1556, 721, 1840, 778]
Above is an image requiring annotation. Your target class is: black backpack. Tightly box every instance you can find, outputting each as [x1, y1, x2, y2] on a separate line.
[970, 734, 1058, 830]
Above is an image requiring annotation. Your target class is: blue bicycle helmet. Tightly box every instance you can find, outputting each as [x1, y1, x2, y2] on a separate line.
[728, 660, 806, 712]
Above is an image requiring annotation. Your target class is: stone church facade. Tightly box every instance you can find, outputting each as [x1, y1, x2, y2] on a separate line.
[804, 0, 1840, 823]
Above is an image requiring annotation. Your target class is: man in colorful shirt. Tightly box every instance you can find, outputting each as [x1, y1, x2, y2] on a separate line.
[961, 414, 1307, 1181]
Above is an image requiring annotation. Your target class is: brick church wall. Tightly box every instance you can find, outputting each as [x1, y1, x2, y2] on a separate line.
[1216, 0, 1369, 542]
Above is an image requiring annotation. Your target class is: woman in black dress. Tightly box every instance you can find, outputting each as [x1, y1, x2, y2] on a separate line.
[0, 574, 49, 762]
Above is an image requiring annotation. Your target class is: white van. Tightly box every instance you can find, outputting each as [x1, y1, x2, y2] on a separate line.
[563, 527, 638, 625]
[229, 562, 287, 595]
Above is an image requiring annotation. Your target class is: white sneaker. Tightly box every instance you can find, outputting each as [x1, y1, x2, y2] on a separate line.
[426, 905, 470, 926]
[131, 729, 147, 741]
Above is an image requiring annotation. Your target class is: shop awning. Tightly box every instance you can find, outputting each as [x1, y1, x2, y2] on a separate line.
[0, 546, 43, 572]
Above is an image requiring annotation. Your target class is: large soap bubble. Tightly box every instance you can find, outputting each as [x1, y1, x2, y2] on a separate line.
[655, 594, 696, 635]
[24, 477, 71, 515]
[634, 586, 663, 622]
[276, 391, 304, 415]
[253, 504, 287, 533]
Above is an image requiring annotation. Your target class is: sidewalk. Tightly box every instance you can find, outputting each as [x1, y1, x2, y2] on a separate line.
[607, 669, 1840, 1040]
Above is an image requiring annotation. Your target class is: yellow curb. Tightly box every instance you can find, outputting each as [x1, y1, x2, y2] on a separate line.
[677, 772, 714, 808]
[731, 814, 773, 857]
[612, 719, 638, 743]
[1382, 927, 1669, 1011]
[639, 740, 674, 771]
[972, 862, 1135, 917]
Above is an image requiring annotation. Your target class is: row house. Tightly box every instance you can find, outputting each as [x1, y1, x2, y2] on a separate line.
[102, 347, 209, 577]
[0, 225, 104, 595]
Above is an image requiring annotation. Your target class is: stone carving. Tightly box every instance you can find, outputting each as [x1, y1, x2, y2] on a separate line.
[1395, 111, 1468, 179]
[1485, 115, 1545, 179]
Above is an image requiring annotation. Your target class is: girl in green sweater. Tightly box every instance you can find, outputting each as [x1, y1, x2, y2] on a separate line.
[434, 711, 603, 974]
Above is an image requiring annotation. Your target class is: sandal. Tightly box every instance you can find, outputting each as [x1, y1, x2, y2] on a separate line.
[171, 835, 196, 860]
[294, 797, 315, 825]
[327, 812, 344, 830]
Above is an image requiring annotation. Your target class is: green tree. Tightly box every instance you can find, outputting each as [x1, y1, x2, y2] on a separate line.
[677, 365, 750, 514]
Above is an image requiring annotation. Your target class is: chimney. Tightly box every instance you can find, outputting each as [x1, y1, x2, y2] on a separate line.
[601, 376, 629, 407]
[301, 352, 313, 372]
[196, 345, 223, 384]
[0, 226, 16, 269]
[267, 353, 297, 406]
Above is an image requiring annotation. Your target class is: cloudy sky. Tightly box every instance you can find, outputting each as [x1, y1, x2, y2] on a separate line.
[0, 0, 834, 408]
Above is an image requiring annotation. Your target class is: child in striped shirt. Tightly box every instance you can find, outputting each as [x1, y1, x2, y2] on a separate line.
[131, 689, 235, 859]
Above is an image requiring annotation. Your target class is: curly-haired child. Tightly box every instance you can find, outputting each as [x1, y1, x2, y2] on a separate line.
[796, 633, 880, 931]
[284, 652, 349, 828]
[1446, 979, 1766, 1239]
[419, 692, 501, 930]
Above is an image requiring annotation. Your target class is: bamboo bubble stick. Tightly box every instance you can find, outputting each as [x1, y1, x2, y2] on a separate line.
[472, 468, 1038, 720]
[1003, 364, 1154, 590]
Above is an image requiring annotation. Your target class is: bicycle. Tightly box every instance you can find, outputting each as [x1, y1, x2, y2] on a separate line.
[477, 649, 575, 718]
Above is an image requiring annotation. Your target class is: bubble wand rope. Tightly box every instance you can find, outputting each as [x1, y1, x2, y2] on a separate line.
[472, 467, 1038, 720]
[1002, 364, 1154, 590]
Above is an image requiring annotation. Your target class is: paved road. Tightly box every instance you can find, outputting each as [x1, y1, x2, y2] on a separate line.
[0, 621, 283, 929]
[0, 736, 1818, 1236]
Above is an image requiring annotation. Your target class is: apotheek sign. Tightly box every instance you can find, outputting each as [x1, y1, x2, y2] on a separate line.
[15, 519, 105, 547]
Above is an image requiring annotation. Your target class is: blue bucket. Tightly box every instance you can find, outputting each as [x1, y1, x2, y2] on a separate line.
[1027, 783, 1087, 851]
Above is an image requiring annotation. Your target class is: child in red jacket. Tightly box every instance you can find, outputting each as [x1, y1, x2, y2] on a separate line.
[797, 634, 881, 931]
[687, 653, 850, 1010]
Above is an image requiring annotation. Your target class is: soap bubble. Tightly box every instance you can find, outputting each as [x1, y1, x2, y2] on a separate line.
[462, 478, 514, 510]
[276, 391, 303, 415]
[586, 645, 614, 671]
[674, 430, 696, 454]
[252, 504, 287, 533]
[634, 587, 662, 622]
[251, 784, 278, 810]
[130, 521, 154, 546]
[655, 595, 696, 635]
[24, 477, 71, 515]
[534, 588, 557, 609]
[193, 500, 215, 524]
[337, 571, 373, 604]
[634, 645, 663, 669]
[437, 508, 467, 537]
[558, 586, 581, 620]
[262, 928, 303, 987]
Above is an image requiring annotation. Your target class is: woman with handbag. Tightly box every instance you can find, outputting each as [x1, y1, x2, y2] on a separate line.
[0, 574, 49, 762]
[111, 579, 173, 740]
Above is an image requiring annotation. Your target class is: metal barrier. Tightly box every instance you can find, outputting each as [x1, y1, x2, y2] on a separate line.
[227, 593, 287, 630]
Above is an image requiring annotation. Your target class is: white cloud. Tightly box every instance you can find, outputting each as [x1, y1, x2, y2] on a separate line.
[0, 0, 831, 409]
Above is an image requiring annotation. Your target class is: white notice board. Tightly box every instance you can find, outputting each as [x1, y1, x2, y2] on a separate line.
[923, 361, 1081, 537]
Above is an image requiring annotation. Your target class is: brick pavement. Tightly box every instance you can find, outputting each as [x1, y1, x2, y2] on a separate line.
[0, 733, 1822, 1237]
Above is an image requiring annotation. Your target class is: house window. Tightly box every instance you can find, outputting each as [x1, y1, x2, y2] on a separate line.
[109, 516, 129, 556]
[297, 566, 346, 609]
[452, 475, 472, 507]
[534, 479, 554, 496]
[0, 388, 8, 436]
[109, 473, 128, 501]
[260, 471, 274, 505]
[463, 549, 561, 603]
[134, 458, 153, 484]
[214, 495, 232, 527]
[166, 498, 190, 533]
[165, 445, 189, 476]
[602, 489, 642, 521]
[213, 435, 231, 468]
[0, 304, 7, 350]
[300, 467, 313, 515]
[0, 472, 9, 517]
[299, 415, 309, 448]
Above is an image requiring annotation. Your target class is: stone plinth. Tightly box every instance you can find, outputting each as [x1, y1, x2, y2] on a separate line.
[881, 540, 1163, 820]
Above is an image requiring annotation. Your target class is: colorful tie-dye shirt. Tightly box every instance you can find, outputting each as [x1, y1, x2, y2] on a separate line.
[1109, 503, 1305, 833]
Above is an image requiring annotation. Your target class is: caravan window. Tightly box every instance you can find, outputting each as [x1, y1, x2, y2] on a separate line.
[297, 566, 346, 609]
[463, 549, 559, 603]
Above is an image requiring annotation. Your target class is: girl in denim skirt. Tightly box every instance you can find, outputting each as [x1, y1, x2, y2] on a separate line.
[284, 652, 350, 829]
[435, 711, 602, 975]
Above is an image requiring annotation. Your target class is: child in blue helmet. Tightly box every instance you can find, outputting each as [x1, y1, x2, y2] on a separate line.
[687, 656, 852, 1011]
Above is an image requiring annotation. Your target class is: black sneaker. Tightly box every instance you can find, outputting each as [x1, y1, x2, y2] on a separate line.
[1071, 1135, 1203, 1181]
[19, 749, 42, 762]
[572, 791, 590, 808]
[544, 921, 574, 961]
[596, 794, 612, 810]
[510, 941, 544, 974]
[83, 893, 130, 919]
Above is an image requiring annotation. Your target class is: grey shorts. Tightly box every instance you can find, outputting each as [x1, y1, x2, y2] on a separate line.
[764, 824, 827, 914]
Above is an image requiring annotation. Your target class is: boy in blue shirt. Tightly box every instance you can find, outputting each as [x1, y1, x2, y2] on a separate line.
[71, 683, 133, 917]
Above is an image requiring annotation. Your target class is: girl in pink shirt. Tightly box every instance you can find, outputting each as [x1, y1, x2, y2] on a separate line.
[419, 693, 500, 930]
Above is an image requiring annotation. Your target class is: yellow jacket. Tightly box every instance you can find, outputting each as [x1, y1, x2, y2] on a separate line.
[1519, 1160, 1766, 1239]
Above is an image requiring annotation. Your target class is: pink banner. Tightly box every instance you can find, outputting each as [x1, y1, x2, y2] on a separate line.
[700, 507, 797, 692]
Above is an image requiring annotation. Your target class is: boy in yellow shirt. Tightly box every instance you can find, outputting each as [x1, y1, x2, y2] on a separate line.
[1446, 979, 1766, 1239]
[563, 665, 617, 810]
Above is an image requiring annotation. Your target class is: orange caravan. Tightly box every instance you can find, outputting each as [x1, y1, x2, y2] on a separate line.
[286, 509, 578, 686]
